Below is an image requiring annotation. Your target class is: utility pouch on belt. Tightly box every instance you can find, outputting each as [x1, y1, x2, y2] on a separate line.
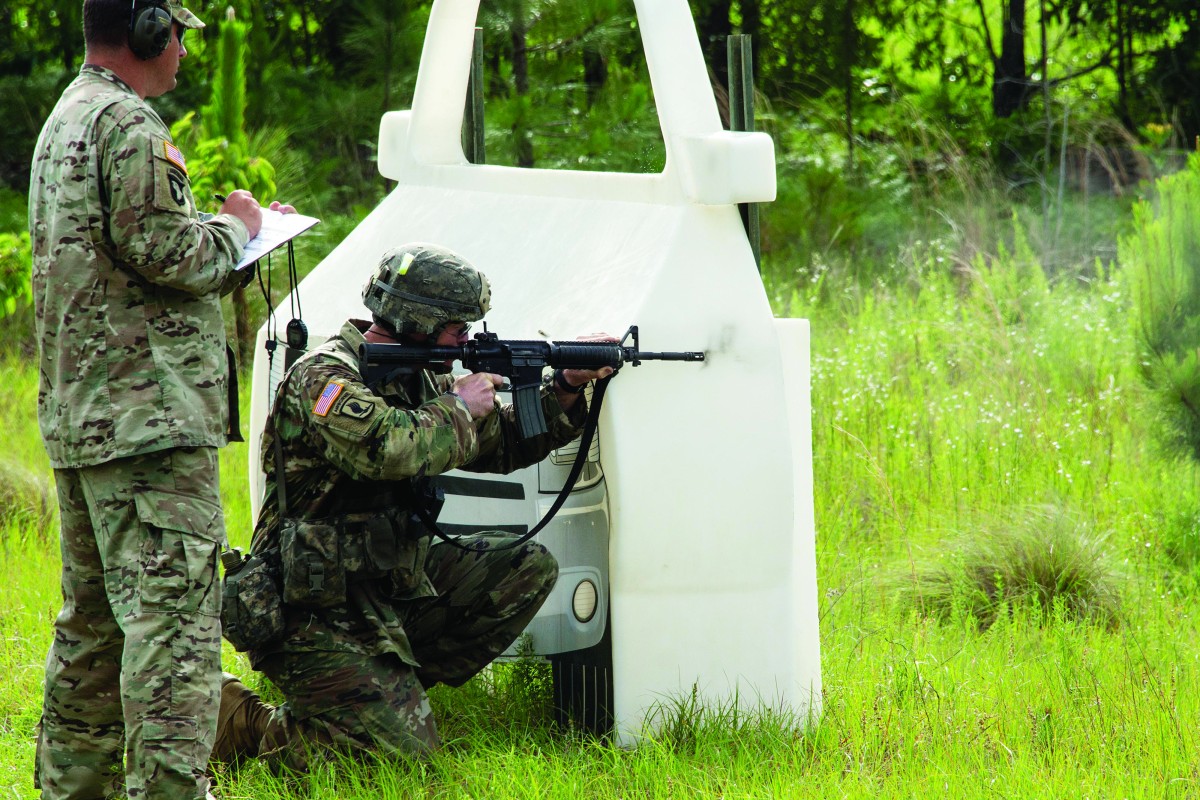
[280, 517, 345, 607]
[280, 508, 427, 608]
[220, 547, 284, 652]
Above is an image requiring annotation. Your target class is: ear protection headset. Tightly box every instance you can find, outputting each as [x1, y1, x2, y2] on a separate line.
[129, 0, 173, 60]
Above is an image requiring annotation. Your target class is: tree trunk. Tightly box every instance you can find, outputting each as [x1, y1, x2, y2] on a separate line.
[510, 3, 534, 167]
[843, 0, 857, 175]
[488, 49, 507, 99]
[993, 0, 1029, 118]
[231, 285, 252, 373]
[583, 47, 607, 108]
[697, 0, 733, 85]
[57, 5, 80, 72]
[1113, 0, 1133, 128]
[741, 0, 761, 42]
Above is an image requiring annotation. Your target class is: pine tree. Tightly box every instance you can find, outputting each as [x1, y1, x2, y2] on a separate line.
[173, 7, 278, 371]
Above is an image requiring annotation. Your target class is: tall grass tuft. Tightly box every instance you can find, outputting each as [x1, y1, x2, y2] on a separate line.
[895, 506, 1122, 629]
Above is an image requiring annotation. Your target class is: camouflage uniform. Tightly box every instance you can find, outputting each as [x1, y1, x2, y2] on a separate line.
[241, 320, 584, 765]
[28, 14, 251, 798]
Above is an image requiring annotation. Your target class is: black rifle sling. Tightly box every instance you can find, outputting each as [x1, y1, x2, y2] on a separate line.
[413, 374, 614, 552]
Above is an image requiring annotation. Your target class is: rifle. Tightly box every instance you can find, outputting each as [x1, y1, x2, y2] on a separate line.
[358, 325, 705, 439]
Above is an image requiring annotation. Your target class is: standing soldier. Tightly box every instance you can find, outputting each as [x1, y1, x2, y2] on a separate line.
[28, 1, 289, 797]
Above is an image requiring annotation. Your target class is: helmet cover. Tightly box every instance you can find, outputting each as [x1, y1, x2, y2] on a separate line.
[362, 243, 491, 335]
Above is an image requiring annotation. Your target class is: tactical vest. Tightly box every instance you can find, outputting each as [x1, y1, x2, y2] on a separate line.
[278, 478, 434, 609]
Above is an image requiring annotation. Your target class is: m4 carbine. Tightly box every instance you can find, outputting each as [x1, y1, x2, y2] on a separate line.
[359, 325, 705, 439]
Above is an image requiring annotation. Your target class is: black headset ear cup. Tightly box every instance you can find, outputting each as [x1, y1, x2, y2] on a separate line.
[129, 1, 172, 60]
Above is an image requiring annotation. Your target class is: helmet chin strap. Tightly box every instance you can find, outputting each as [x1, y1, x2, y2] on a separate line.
[365, 322, 403, 342]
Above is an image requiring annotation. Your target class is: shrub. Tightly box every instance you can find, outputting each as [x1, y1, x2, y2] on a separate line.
[895, 506, 1122, 629]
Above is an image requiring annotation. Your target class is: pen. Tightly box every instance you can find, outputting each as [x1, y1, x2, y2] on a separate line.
[214, 193, 227, 203]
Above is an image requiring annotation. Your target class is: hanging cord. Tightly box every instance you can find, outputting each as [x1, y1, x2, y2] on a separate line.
[288, 241, 302, 321]
[285, 241, 308, 350]
[412, 374, 615, 552]
[256, 251, 278, 415]
[255, 252, 277, 344]
[263, 243, 308, 513]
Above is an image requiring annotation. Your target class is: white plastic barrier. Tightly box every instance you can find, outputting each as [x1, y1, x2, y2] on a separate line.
[248, 0, 821, 743]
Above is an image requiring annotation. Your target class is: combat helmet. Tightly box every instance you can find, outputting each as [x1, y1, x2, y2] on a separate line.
[362, 243, 491, 335]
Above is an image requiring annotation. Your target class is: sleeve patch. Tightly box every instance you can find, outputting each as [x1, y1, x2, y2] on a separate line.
[162, 139, 188, 174]
[336, 396, 377, 419]
[153, 157, 192, 212]
[313, 381, 344, 417]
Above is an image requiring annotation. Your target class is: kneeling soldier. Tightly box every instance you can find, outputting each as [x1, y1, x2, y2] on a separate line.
[213, 243, 611, 769]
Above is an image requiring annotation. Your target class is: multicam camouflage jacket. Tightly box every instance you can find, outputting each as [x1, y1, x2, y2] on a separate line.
[247, 319, 586, 667]
[29, 65, 250, 469]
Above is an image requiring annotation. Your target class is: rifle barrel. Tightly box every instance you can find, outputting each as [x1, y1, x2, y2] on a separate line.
[631, 350, 705, 362]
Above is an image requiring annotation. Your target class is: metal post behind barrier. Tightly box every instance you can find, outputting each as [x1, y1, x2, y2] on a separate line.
[727, 34, 761, 270]
[462, 27, 486, 165]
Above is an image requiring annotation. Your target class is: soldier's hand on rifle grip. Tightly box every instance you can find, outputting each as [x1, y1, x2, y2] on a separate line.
[555, 332, 618, 410]
[452, 371, 505, 419]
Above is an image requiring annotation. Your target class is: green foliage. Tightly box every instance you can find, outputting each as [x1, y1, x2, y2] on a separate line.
[0, 70, 69, 188]
[3, 0, 1199, 234]
[477, 0, 666, 172]
[761, 88, 1139, 312]
[0, 230, 32, 320]
[171, 12, 278, 207]
[172, 113, 279, 206]
[1120, 152, 1200, 462]
[0, 188, 27, 233]
[895, 507, 1122, 629]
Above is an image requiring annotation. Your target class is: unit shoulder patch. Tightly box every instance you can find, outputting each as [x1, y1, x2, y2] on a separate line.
[152, 139, 192, 212]
[335, 396, 376, 420]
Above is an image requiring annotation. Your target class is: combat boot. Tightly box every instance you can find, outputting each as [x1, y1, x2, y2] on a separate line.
[212, 672, 284, 766]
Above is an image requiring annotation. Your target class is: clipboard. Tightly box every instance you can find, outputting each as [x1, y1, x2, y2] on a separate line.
[236, 207, 320, 270]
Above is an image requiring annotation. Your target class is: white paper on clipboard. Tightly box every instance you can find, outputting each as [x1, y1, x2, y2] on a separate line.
[235, 208, 320, 270]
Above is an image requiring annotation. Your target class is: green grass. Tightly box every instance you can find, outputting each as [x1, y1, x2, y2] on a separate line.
[4, 241, 1200, 797]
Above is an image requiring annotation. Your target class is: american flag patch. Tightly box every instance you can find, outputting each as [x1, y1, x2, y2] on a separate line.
[162, 140, 187, 173]
[312, 381, 343, 417]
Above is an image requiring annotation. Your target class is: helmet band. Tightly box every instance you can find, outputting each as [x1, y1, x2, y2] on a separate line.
[373, 279, 480, 314]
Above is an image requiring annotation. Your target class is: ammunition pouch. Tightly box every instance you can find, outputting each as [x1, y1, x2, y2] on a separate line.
[221, 548, 284, 652]
[279, 506, 428, 609]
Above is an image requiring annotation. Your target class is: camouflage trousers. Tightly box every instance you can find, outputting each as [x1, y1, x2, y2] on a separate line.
[256, 533, 557, 768]
[37, 447, 226, 800]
